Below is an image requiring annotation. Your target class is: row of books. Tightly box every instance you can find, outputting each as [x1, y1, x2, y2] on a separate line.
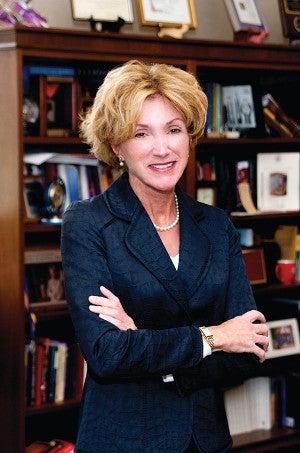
[225, 373, 300, 436]
[25, 338, 85, 407]
[196, 155, 216, 182]
[24, 152, 120, 221]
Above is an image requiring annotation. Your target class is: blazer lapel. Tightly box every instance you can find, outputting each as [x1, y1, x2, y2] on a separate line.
[104, 175, 211, 318]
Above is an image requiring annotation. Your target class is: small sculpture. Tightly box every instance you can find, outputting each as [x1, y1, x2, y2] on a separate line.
[89, 16, 125, 33]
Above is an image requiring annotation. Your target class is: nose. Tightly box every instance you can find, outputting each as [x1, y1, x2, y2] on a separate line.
[152, 133, 169, 156]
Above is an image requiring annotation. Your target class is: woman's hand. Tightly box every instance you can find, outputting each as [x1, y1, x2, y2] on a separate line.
[89, 285, 137, 331]
[209, 310, 269, 363]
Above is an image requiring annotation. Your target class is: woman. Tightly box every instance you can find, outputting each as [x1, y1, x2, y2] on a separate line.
[61, 60, 269, 453]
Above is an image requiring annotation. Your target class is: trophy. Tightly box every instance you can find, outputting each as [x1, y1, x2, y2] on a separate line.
[42, 176, 66, 224]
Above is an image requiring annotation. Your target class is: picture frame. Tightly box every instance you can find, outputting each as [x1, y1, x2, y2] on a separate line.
[197, 187, 217, 206]
[278, 0, 300, 40]
[25, 261, 65, 303]
[23, 176, 45, 222]
[266, 318, 300, 359]
[257, 152, 300, 212]
[71, 0, 134, 22]
[137, 0, 197, 28]
[242, 247, 267, 285]
[224, 0, 267, 33]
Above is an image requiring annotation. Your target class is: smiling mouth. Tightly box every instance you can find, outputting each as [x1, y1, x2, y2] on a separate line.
[150, 162, 174, 170]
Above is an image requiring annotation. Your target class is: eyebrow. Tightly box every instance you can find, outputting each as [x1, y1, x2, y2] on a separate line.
[135, 118, 185, 128]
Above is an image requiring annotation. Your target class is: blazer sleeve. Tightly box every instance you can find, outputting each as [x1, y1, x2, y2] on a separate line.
[173, 352, 261, 396]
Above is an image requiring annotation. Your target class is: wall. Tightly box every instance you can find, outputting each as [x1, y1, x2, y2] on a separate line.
[31, 0, 289, 45]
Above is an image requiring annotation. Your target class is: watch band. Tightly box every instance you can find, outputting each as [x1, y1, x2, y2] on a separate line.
[199, 326, 214, 351]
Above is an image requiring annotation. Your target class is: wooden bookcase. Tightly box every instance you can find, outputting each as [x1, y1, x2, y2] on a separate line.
[0, 25, 300, 452]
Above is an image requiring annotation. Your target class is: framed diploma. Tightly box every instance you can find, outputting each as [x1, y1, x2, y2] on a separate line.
[71, 0, 134, 22]
[137, 0, 197, 28]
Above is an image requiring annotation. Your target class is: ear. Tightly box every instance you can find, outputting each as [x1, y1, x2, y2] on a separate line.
[111, 143, 122, 160]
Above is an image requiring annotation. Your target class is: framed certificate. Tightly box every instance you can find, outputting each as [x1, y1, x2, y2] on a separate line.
[137, 0, 197, 28]
[71, 0, 134, 22]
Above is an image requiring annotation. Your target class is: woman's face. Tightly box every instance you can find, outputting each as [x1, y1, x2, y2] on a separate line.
[112, 94, 190, 196]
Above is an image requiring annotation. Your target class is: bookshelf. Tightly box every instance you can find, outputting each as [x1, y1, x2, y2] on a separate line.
[0, 25, 300, 452]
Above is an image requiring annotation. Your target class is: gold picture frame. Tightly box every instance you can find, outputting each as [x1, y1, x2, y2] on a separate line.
[137, 0, 197, 28]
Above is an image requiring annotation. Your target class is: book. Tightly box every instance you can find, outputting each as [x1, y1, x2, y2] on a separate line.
[57, 164, 80, 209]
[224, 376, 272, 435]
[278, 0, 300, 40]
[224, 0, 267, 34]
[257, 152, 300, 212]
[281, 372, 300, 428]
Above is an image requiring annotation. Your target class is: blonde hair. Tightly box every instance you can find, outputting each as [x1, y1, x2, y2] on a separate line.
[80, 60, 208, 168]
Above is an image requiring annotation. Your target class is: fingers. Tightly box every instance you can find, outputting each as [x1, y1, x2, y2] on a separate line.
[244, 309, 266, 324]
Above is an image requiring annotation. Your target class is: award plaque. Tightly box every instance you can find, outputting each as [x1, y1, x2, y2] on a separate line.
[42, 177, 66, 224]
[279, 0, 300, 40]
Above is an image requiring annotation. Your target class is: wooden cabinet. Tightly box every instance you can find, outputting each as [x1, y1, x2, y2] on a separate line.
[0, 25, 300, 452]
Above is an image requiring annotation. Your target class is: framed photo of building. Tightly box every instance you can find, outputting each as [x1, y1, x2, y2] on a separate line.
[137, 0, 197, 28]
[266, 318, 300, 358]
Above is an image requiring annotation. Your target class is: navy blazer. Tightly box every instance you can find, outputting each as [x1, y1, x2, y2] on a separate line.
[61, 173, 261, 453]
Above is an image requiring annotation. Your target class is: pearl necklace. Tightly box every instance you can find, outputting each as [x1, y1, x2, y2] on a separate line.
[153, 194, 179, 232]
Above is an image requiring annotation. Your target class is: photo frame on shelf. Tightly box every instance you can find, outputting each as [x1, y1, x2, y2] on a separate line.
[224, 0, 267, 33]
[71, 0, 134, 22]
[266, 318, 300, 359]
[257, 152, 300, 212]
[278, 0, 300, 40]
[197, 187, 217, 206]
[137, 0, 197, 28]
[242, 248, 267, 285]
[23, 176, 45, 222]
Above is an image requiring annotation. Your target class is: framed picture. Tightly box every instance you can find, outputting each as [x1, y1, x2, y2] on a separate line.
[137, 0, 197, 28]
[242, 248, 267, 285]
[224, 0, 267, 33]
[25, 261, 65, 303]
[257, 152, 300, 212]
[278, 0, 300, 40]
[197, 187, 217, 206]
[266, 318, 300, 358]
[23, 176, 44, 222]
[71, 0, 134, 22]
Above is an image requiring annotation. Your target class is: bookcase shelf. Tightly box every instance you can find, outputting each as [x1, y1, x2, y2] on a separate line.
[1, 25, 300, 452]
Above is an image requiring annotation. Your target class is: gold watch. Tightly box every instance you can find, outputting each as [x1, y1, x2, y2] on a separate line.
[199, 326, 214, 351]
